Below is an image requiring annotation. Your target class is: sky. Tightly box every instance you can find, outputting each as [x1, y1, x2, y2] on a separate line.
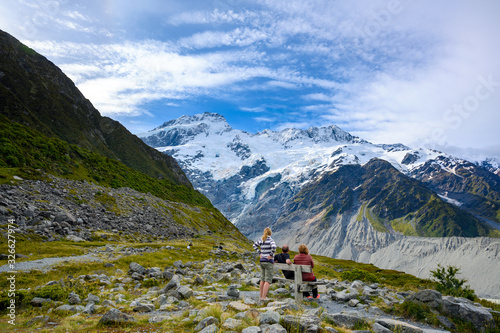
[1, 0, 500, 161]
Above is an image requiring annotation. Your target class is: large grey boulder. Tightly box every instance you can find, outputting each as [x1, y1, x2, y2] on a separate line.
[441, 297, 495, 332]
[259, 310, 280, 325]
[195, 316, 219, 331]
[198, 324, 218, 333]
[164, 274, 181, 292]
[177, 285, 194, 299]
[98, 308, 137, 325]
[129, 262, 146, 275]
[406, 289, 442, 308]
[242, 326, 262, 333]
[85, 293, 100, 304]
[133, 303, 155, 312]
[223, 318, 242, 330]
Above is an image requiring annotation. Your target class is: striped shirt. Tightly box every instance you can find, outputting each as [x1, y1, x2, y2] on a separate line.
[253, 236, 276, 263]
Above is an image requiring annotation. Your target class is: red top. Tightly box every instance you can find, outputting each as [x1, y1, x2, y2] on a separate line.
[293, 253, 316, 281]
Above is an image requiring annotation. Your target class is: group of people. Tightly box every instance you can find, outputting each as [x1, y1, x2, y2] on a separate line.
[252, 227, 319, 301]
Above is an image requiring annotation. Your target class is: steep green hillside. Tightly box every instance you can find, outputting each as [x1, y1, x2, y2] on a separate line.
[281, 158, 493, 237]
[0, 115, 212, 208]
[0, 29, 189, 187]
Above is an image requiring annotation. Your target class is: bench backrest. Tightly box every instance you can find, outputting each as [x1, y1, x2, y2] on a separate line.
[274, 263, 312, 273]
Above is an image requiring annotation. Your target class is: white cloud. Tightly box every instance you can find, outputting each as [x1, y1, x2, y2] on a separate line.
[2, 0, 499, 159]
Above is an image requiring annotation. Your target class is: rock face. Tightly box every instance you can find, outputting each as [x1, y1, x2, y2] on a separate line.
[0, 175, 244, 242]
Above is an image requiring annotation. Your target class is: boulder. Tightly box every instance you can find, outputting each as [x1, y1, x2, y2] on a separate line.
[372, 323, 392, 333]
[223, 318, 242, 330]
[133, 303, 155, 312]
[242, 326, 262, 333]
[194, 316, 219, 331]
[129, 262, 146, 275]
[66, 235, 85, 242]
[177, 285, 194, 299]
[164, 274, 181, 292]
[85, 293, 100, 304]
[406, 289, 442, 308]
[98, 308, 136, 325]
[173, 260, 184, 268]
[441, 297, 495, 332]
[228, 301, 250, 312]
[198, 324, 218, 333]
[227, 285, 240, 298]
[83, 302, 95, 314]
[259, 310, 281, 325]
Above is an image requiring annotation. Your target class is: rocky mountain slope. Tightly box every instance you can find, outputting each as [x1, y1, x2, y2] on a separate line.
[0, 174, 243, 243]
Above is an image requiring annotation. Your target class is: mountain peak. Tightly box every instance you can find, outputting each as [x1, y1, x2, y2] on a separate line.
[154, 112, 230, 131]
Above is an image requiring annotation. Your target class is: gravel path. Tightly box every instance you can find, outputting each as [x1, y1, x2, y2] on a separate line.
[0, 253, 102, 273]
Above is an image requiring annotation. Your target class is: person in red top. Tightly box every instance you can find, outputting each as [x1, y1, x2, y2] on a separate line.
[292, 243, 319, 299]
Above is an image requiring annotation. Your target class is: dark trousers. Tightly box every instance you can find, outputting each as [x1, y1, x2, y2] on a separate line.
[303, 277, 318, 298]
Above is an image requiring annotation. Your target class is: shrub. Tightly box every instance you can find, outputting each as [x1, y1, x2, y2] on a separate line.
[340, 268, 380, 283]
[33, 284, 67, 301]
[430, 264, 476, 300]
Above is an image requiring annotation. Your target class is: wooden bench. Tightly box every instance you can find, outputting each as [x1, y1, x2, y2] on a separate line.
[272, 263, 326, 302]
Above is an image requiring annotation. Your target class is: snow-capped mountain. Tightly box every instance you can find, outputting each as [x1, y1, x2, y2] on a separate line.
[139, 112, 499, 234]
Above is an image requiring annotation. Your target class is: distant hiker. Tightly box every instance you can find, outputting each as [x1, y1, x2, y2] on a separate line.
[274, 244, 294, 280]
[293, 243, 319, 299]
[253, 227, 276, 300]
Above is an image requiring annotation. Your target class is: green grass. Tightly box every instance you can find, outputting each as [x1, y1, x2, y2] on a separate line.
[366, 206, 389, 233]
[356, 203, 366, 222]
[391, 215, 419, 236]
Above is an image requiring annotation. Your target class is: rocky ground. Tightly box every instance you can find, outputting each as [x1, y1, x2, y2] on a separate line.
[6, 246, 498, 332]
[0, 176, 205, 242]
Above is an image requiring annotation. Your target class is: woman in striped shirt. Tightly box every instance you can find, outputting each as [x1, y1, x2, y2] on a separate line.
[253, 227, 276, 300]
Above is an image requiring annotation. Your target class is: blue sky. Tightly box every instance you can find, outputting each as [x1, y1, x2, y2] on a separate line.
[1, 0, 500, 161]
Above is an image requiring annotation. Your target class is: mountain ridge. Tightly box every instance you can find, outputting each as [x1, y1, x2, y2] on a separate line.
[139, 111, 500, 238]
